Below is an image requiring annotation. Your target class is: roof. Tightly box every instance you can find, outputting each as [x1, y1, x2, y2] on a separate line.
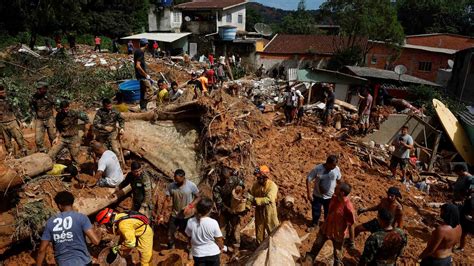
[121, 33, 191, 43]
[297, 68, 367, 85]
[175, 0, 246, 10]
[262, 34, 367, 55]
[403, 44, 457, 55]
[343, 66, 441, 87]
[406, 33, 474, 39]
[369, 40, 457, 54]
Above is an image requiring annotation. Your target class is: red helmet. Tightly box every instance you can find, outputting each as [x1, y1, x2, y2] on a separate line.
[96, 208, 114, 225]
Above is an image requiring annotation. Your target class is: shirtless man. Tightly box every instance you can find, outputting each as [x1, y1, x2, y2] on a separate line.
[419, 203, 462, 265]
[356, 187, 404, 238]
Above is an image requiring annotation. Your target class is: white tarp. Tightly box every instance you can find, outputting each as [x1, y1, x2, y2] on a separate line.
[121, 32, 191, 43]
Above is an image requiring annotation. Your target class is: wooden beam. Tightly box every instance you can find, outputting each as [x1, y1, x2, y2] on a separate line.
[428, 131, 442, 172]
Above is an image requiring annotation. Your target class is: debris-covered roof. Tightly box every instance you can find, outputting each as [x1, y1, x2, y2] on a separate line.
[262, 34, 368, 55]
[175, 0, 246, 10]
[121, 33, 191, 43]
[297, 68, 367, 85]
[343, 66, 441, 87]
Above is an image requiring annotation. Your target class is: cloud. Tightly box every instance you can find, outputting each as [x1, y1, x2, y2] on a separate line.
[251, 0, 324, 10]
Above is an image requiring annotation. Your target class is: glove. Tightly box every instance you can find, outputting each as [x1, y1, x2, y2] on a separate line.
[119, 128, 124, 135]
[112, 245, 120, 254]
[146, 75, 151, 80]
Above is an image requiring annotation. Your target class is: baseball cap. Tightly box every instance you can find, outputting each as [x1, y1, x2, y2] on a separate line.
[387, 187, 402, 199]
[139, 38, 148, 45]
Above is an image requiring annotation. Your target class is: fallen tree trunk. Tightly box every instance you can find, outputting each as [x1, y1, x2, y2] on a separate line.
[0, 153, 53, 191]
[122, 100, 201, 122]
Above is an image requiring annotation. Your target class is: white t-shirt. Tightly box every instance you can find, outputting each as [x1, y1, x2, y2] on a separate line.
[97, 150, 124, 186]
[307, 164, 342, 199]
[185, 217, 222, 257]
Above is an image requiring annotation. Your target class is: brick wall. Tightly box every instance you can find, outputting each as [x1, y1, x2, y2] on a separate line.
[406, 35, 474, 51]
[366, 43, 453, 82]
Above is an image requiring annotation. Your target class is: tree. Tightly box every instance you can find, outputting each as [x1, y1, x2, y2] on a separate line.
[246, 5, 263, 32]
[397, 0, 474, 36]
[278, 1, 320, 34]
[321, 0, 404, 69]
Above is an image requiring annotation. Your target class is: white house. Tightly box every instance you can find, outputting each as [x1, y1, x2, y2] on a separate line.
[149, 0, 246, 34]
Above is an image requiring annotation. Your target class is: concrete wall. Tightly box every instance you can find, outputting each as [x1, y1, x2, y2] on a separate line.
[256, 53, 329, 75]
[216, 5, 246, 32]
[363, 114, 432, 145]
[148, 5, 159, 32]
[149, 6, 182, 32]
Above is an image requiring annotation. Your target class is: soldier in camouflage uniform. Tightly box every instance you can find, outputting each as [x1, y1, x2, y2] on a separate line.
[359, 209, 407, 266]
[48, 100, 90, 164]
[0, 84, 27, 157]
[213, 167, 246, 249]
[30, 82, 57, 153]
[118, 161, 154, 218]
[93, 98, 124, 157]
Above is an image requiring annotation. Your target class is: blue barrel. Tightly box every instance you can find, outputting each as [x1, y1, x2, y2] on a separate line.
[219, 26, 237, 41]
[118, 80, 140, 103]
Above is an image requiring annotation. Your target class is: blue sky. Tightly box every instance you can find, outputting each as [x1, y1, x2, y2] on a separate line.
[251, 0, 325, 10]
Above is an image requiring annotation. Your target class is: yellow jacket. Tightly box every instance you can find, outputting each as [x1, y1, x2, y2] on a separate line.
[250, 179, 279, 226]
[114, 213, 148, 248]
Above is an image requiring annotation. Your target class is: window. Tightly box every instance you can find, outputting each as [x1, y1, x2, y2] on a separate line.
[371, 56, 377, 65]
[238, 14, 243, 24]
[226, 13, 232, 23]
[173, 11, 181, 23]
[418, 62, 432, 72]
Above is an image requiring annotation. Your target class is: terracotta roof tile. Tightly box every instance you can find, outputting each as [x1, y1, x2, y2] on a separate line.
[175, 0, 246, 10]
[262, 34, 367, 55]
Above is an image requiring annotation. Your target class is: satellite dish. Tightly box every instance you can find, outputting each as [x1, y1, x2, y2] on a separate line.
[254, 23, 273, 36]
[448, 59, 454, 69]
[184, 16, 191, 22]
[394, 65, 407, 75]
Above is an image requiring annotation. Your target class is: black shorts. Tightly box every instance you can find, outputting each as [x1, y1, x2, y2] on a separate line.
[362, 218, 382, 233]
[420, 256, 452, 266]
[390, 156, 408, 170]
[461, 218, 474, 235]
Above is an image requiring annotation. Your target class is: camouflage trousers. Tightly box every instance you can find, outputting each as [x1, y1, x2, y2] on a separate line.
[95, 130, 120, 158]
[48, 135, 81, 164]
[35, 117, 56, 153]
[0, 120, 27, 155]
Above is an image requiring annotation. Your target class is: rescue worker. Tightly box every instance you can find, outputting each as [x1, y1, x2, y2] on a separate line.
[117, 161, 153, 218]
[31, 81, 57, 153]
[356, 187, 404, 239]
[359, 209, 407, 266]
[247, 165, 279, 245]
[49, 100, 90, 165]
[134, 38, 153, 111]
[0, 84, 27, 157]
[93, 98, 124, 157]
[213, 167, 246, 249]
[96, 208, 153, 266]
[159, 169, 200, 249]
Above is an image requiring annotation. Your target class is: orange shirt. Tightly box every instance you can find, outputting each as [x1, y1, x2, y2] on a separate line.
[198, 76, 208, 93]
[322, 196, 355, 241]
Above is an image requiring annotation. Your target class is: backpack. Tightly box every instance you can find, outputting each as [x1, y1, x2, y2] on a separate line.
[114, 210, 149, 225]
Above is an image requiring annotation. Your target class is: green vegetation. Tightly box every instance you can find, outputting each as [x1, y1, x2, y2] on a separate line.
[397, 0, 474, 36]
[0, 0, 149, 48]
[1, 53, 134, 121]
[14, 200, 55, 246]
[408, 85, 465, 117]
